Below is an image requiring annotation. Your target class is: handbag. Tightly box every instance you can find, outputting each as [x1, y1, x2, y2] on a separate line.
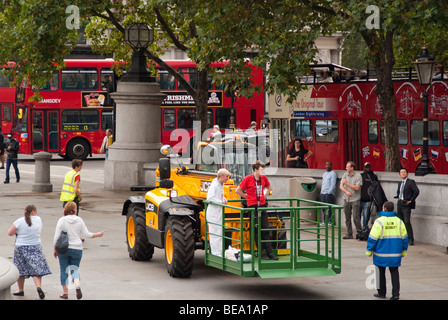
[55, 218, 69, 254]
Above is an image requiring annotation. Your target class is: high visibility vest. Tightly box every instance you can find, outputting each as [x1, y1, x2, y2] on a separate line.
[366, 211, 408, 267]
[60, 169, 80, 202]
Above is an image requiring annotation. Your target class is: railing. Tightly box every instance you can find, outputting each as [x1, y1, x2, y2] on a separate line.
[203, 197, 343, 278]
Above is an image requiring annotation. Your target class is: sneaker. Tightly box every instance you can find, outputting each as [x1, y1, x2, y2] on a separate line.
[3, 180, 9, 184]
[76, 287, 82, 299]
[343, 234, 353, 239]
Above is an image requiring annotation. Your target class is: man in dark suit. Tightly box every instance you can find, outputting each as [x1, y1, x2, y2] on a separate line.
[394, 168, 419, 245]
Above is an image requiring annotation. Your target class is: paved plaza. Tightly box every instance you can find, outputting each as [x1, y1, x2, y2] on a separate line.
[0, 156, 447, 305]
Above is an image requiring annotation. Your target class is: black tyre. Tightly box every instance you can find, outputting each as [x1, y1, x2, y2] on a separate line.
[126, 204, 154, 261]
[164, 216, 195, 278]
[66, 138, 90, 160]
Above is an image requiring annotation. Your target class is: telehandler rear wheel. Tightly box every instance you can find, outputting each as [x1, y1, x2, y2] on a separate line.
[126, 204, 154, 261]
[164, 216, 194, 278]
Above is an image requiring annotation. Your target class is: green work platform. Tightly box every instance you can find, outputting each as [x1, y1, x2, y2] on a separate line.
[203, 198, 342, 279]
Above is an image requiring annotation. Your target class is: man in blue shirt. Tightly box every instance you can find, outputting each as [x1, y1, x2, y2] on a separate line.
[320, 161, 337, 224]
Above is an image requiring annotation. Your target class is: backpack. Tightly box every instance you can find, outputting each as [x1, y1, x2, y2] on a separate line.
[367, 180, 387, 211]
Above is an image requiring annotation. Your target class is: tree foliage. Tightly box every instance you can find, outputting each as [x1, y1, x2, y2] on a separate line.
[0, 1, 447, 170]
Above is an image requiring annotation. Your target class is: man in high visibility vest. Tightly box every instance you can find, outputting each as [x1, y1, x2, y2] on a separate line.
[366, 201, 408, 300]
[60, 159, 83, 215]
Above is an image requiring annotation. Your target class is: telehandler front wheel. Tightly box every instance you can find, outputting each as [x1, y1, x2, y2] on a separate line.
[164, 216, 195, 278]
[126, 204, 154, 261]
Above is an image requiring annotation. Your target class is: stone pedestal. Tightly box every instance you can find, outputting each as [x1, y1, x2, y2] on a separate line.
[32, 152, 53, 192]
[104, 81, 166, 190]
[0, 257, 19, 300]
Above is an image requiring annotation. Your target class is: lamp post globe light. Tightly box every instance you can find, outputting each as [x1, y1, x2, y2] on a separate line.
[413, 43, 436, 176]
[122, 23, 155, 82]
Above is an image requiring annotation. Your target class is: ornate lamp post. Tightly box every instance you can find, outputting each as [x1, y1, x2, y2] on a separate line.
[413, 43, 436, 176]
[105, 23, 166, 190]
[123, 23, 155, 82]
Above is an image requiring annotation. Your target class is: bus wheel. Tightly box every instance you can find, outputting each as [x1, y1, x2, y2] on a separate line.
[67, 138, 90, 160]
[164, 216, 194, 278]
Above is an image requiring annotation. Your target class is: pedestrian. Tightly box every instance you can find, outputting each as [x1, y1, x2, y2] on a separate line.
[394, 168, 419, 245]
[236, 160, 278, 260]
[0, 127, 5, 169]
[360, 162, 378, 230]
[206, 168, 231, 257]
[320, 161, 337, 225]
[100, 128, 113, 159]
[53, 201, 105, 300]
[4, 133, 20, 183]
[340, 161, 363, 239]
[366, 201, 408, 300]
[7, 204, 51, 299]
[286, 138, 313, 168]
[210, 124, 221, 141]
[60, 159, 83, 215]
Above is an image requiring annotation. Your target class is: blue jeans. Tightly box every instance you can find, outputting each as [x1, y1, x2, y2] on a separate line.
[58, 248, 83, 285]
[5, 158, 20, 181]
[320, 193, 335, 223]
[360, 201, 371, 228]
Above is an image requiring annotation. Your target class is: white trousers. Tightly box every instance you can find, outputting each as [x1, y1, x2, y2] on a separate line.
[207, 206, 223, 257]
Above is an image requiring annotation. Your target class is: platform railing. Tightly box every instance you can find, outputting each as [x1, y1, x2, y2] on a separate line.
[204, 197, 343, 278]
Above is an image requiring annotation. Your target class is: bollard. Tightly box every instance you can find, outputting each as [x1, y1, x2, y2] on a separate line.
[32, 152, 53, 192]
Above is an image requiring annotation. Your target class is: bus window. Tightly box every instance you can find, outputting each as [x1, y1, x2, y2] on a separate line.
[380, 119, 408, 145]
[0, 70, 12, 87]
[62, 109, 99, 131]
[178, 67, 197, 90]
[158, 70, 175, 90]
[215, 108, 231, 129]
[3, 105, 11, 123]
[411, 120, 440, 146]
[290, 119, 312, 140]
[368, 119, 378, 144]
[178, 109, 196, 129]
[315, 120, 338, 142]
[207, 110, 213, 128]
[100, 68, 115, 92]
[13, 106, 28, 132]
[61, 68, 98, 91]
[163, 109, 176, 130]
[101, 110, 113, 131]
[40, 72, 59, 91]
[443, 121, 448, 146]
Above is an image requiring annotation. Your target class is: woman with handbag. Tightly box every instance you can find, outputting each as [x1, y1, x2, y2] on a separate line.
[53, 201, 105, 299]
[286, 138, 313, 168]
[7, 204, 51, 299]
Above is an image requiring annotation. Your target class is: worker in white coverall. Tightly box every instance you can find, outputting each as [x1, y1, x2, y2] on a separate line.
[206, 168, 231, 257]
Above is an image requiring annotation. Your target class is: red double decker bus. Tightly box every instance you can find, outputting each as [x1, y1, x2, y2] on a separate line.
[0, 65, 16, 135]
[269, 64, 448, 174]
[14, 59, 116, 159]
[12, 59, 264, 159]
[157, 60, 264, 154]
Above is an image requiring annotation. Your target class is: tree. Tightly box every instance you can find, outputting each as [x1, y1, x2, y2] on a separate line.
[333, 1, 448, 171]
[0, 1, 447, 171]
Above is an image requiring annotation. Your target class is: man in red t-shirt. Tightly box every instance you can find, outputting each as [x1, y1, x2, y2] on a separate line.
[236, 161, 277, 260]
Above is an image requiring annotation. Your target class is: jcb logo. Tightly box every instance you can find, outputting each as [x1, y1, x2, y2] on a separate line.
[146, 202, 155, 212]
[201, 181, 211, 193]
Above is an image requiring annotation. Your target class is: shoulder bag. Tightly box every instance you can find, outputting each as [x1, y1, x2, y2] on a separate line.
[55, 218, 69, 254]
